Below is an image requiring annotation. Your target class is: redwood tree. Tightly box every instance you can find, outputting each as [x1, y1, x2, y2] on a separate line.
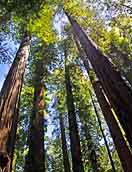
[74, 36, 116, 171]
[24, 58, 45, 172]
[93, 81, 132, 172]
[73, 34, 132, 171]
[0, 32, 31, 172]
[66, 12, 132, 147]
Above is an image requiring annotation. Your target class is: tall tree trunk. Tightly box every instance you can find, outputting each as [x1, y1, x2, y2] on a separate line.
[89, 90, 116, 172]
[65, 64, 84, 172]
[93, 81, 132, 172]
[74, 33, 132, 172]
[0, 32, 31, 172]
[24, 59, 45, 172]
[66, 12, 132, 147]
[74, 36, 115, 170]
[74, 34, 115, 170]
[59, 113, 71, 172]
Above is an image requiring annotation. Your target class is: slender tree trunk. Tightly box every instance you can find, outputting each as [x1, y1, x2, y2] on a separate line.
[24, 59, 45, 172]
[66, 12, 132, 147]
[93, 81, 132, 172]
[89, 90, 116, 172]
[59, 113, 71, 172]
[65, 64, 84, 172]
[0, 32, 31, 172]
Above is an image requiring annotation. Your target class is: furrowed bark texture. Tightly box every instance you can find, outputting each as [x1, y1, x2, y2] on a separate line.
[0, 32, 31, 172]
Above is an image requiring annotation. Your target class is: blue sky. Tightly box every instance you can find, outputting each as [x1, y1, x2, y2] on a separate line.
[0, 32, 19, 90]
[0, 64, 10, 89]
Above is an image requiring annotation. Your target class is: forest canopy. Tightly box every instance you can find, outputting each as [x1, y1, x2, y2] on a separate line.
[0, 0, 132, 172]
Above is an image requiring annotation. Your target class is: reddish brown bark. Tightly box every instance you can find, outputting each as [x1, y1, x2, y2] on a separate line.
[93, 81, 132, 172]
[73, 34, 126, 172]
[59, 113, 71, 172]
[0, 32, 31, 172]
[66, 12, 132, 147]
[24, 59, 45, 172]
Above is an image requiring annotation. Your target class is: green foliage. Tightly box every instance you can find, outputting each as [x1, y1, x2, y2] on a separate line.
[99, 145, 122, 172]
[64, 0, 95, 29]
[28, 4, 56, 43]
[1, 0, 131, 171]
[46, 137, 64, 172]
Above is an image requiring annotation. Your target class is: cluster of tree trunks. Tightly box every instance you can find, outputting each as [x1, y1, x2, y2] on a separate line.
[69, 13, 132, 172]
[0, 32, 31, 172]
[66, 12, 132, 148]
[74, 34, 116, 171]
